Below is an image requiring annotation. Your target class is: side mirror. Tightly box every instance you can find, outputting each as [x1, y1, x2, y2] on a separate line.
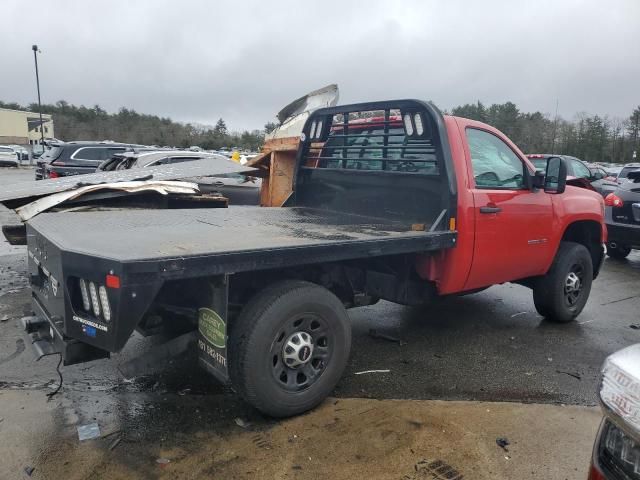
[532, 170, 545, 189]
[591, 170, 604, 180]
[544, 156, 567, 194]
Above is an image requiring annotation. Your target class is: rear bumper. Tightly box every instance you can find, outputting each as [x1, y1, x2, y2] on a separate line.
[0, 160, 19, 167]
[605, 221, 640, 248]
[45, 165, 97, 178]
[27, 294, 109, 365]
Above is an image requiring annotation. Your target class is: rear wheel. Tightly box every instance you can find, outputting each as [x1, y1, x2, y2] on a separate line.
[606, 243, 631, 259]
[228, 280, 351, 417]
[533, 241, 593, 323]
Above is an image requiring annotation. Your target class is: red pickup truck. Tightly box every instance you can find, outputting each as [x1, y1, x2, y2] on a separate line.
[23, 100, 605, 417]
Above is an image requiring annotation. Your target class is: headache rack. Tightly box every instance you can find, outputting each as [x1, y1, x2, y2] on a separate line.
[291, 100, 457, 229]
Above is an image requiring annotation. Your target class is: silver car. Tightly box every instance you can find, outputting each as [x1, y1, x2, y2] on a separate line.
[99, 150, 261, 205]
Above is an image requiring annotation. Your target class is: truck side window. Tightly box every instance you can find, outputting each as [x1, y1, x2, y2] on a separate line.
[466, 128, 525, 189]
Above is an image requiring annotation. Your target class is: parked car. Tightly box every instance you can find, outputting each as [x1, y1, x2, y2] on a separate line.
[0, 146, 19, 167]
[616, 163, 640, 184]
[527, 154, 618, 196]
[98, 150, 261, 205]
[587, 344, 640, 480]
[604, 165, 623, 182]
[38, 141, 144, 180]
[22, 100, 605, 418]
[7, 145, 29, 161]
[604, 170, 640, 258]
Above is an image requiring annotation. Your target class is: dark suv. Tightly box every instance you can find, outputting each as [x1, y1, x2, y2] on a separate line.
[36, 141, 143, 180]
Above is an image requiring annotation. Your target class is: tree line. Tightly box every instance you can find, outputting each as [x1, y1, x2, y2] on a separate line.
[2, 99, 638, 162]
[0, 100, 264, 151]
[449, 101, 640, 164]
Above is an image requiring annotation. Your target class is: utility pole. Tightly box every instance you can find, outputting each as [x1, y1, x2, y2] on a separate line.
[32, 45, 45, 147]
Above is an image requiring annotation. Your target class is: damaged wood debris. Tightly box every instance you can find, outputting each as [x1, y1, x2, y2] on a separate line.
[0, 158, 256, 245]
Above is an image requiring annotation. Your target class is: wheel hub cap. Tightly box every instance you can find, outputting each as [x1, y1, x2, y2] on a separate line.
[565, 272, 581, 294]
[283, 331, 314, 368]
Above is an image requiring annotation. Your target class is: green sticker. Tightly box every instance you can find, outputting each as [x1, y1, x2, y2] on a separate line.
[198, 308, 226, 349]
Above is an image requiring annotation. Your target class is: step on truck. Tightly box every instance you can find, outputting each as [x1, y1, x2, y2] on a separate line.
[24, 100, 606, 417]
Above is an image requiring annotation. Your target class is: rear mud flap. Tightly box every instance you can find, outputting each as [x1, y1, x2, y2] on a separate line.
[197, 277, 229, 383]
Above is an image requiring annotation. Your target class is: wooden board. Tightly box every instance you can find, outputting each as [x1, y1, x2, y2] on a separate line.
[252, 136, 300, 206]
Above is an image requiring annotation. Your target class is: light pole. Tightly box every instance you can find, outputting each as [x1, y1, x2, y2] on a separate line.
[32, 45, 45, 148]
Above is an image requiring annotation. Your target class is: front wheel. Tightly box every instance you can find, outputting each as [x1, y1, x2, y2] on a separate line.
[228, 280, 351, 417]
[606, 243, 631, 259]
[533, 241, 593, 323]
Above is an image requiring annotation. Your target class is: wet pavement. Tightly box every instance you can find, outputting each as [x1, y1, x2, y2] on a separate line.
[0, 391, 602, 480]
[0, 166, 638, 478]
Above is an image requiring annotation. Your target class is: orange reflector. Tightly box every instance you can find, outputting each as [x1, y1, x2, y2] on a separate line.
[106, 274, 121, 289]
[449, 217, 456, 231]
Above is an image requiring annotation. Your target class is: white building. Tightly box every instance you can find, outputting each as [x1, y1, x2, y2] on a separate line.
[0, 108, 55, 146]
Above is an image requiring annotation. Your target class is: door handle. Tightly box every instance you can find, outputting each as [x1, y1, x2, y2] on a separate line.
[480, 206, 502, 214]
[213, 181, 224, 187]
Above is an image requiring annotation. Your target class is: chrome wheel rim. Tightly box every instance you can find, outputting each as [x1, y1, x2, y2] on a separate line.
[269, 313, 332, 392]
[564, 265, 584, 307]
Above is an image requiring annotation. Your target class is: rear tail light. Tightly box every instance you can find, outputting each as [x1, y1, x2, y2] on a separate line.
[587, 463, 606, 480]
[89, 282, 100, 316]
[605, 193, 624, 207]
[49, 170, 59, 179]
[76, 278, 112, 323]
[98, 285, 111, 321]
[79, 279, 91, 310]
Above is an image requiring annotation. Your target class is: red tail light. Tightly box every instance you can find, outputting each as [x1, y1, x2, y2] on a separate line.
[587, 463, 606, 480]
[106, 274, 121, 289]
[48, 171, 59, 179]
[605, 193, 623, 207]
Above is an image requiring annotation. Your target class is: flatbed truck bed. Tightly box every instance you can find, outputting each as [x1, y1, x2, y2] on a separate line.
[27, 206, 455, 270]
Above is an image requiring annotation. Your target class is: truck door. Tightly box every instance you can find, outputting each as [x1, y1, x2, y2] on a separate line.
[463, 127, 554, 290]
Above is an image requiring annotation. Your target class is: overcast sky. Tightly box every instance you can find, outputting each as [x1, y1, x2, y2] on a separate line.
[1, 0, 638, 131]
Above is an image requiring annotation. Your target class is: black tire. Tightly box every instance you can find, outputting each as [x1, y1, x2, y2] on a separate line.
[228, 280, 351, 417]
[606, 243, 631, 259]
[533, 241, 593, 323]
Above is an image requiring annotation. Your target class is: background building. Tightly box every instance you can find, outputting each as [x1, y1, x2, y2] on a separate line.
[0, 108, 54, 146]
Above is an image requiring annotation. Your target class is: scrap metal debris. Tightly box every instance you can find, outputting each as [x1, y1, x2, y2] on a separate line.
[109, 437, 122, 451]
[630, 324, 640, 330]
[234, 418, 252, 429]
[267, 84, 339, 140]
[496, 437, 510, 451]
[0, 158, 255, 204]
[77, 423, 101, 441]
[16, 180, 200, 221]
[556, 370, 581, 380]
[23, 466, 35, 477]
[368, 328, 404, 344]
[354, 369, 391, 375]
